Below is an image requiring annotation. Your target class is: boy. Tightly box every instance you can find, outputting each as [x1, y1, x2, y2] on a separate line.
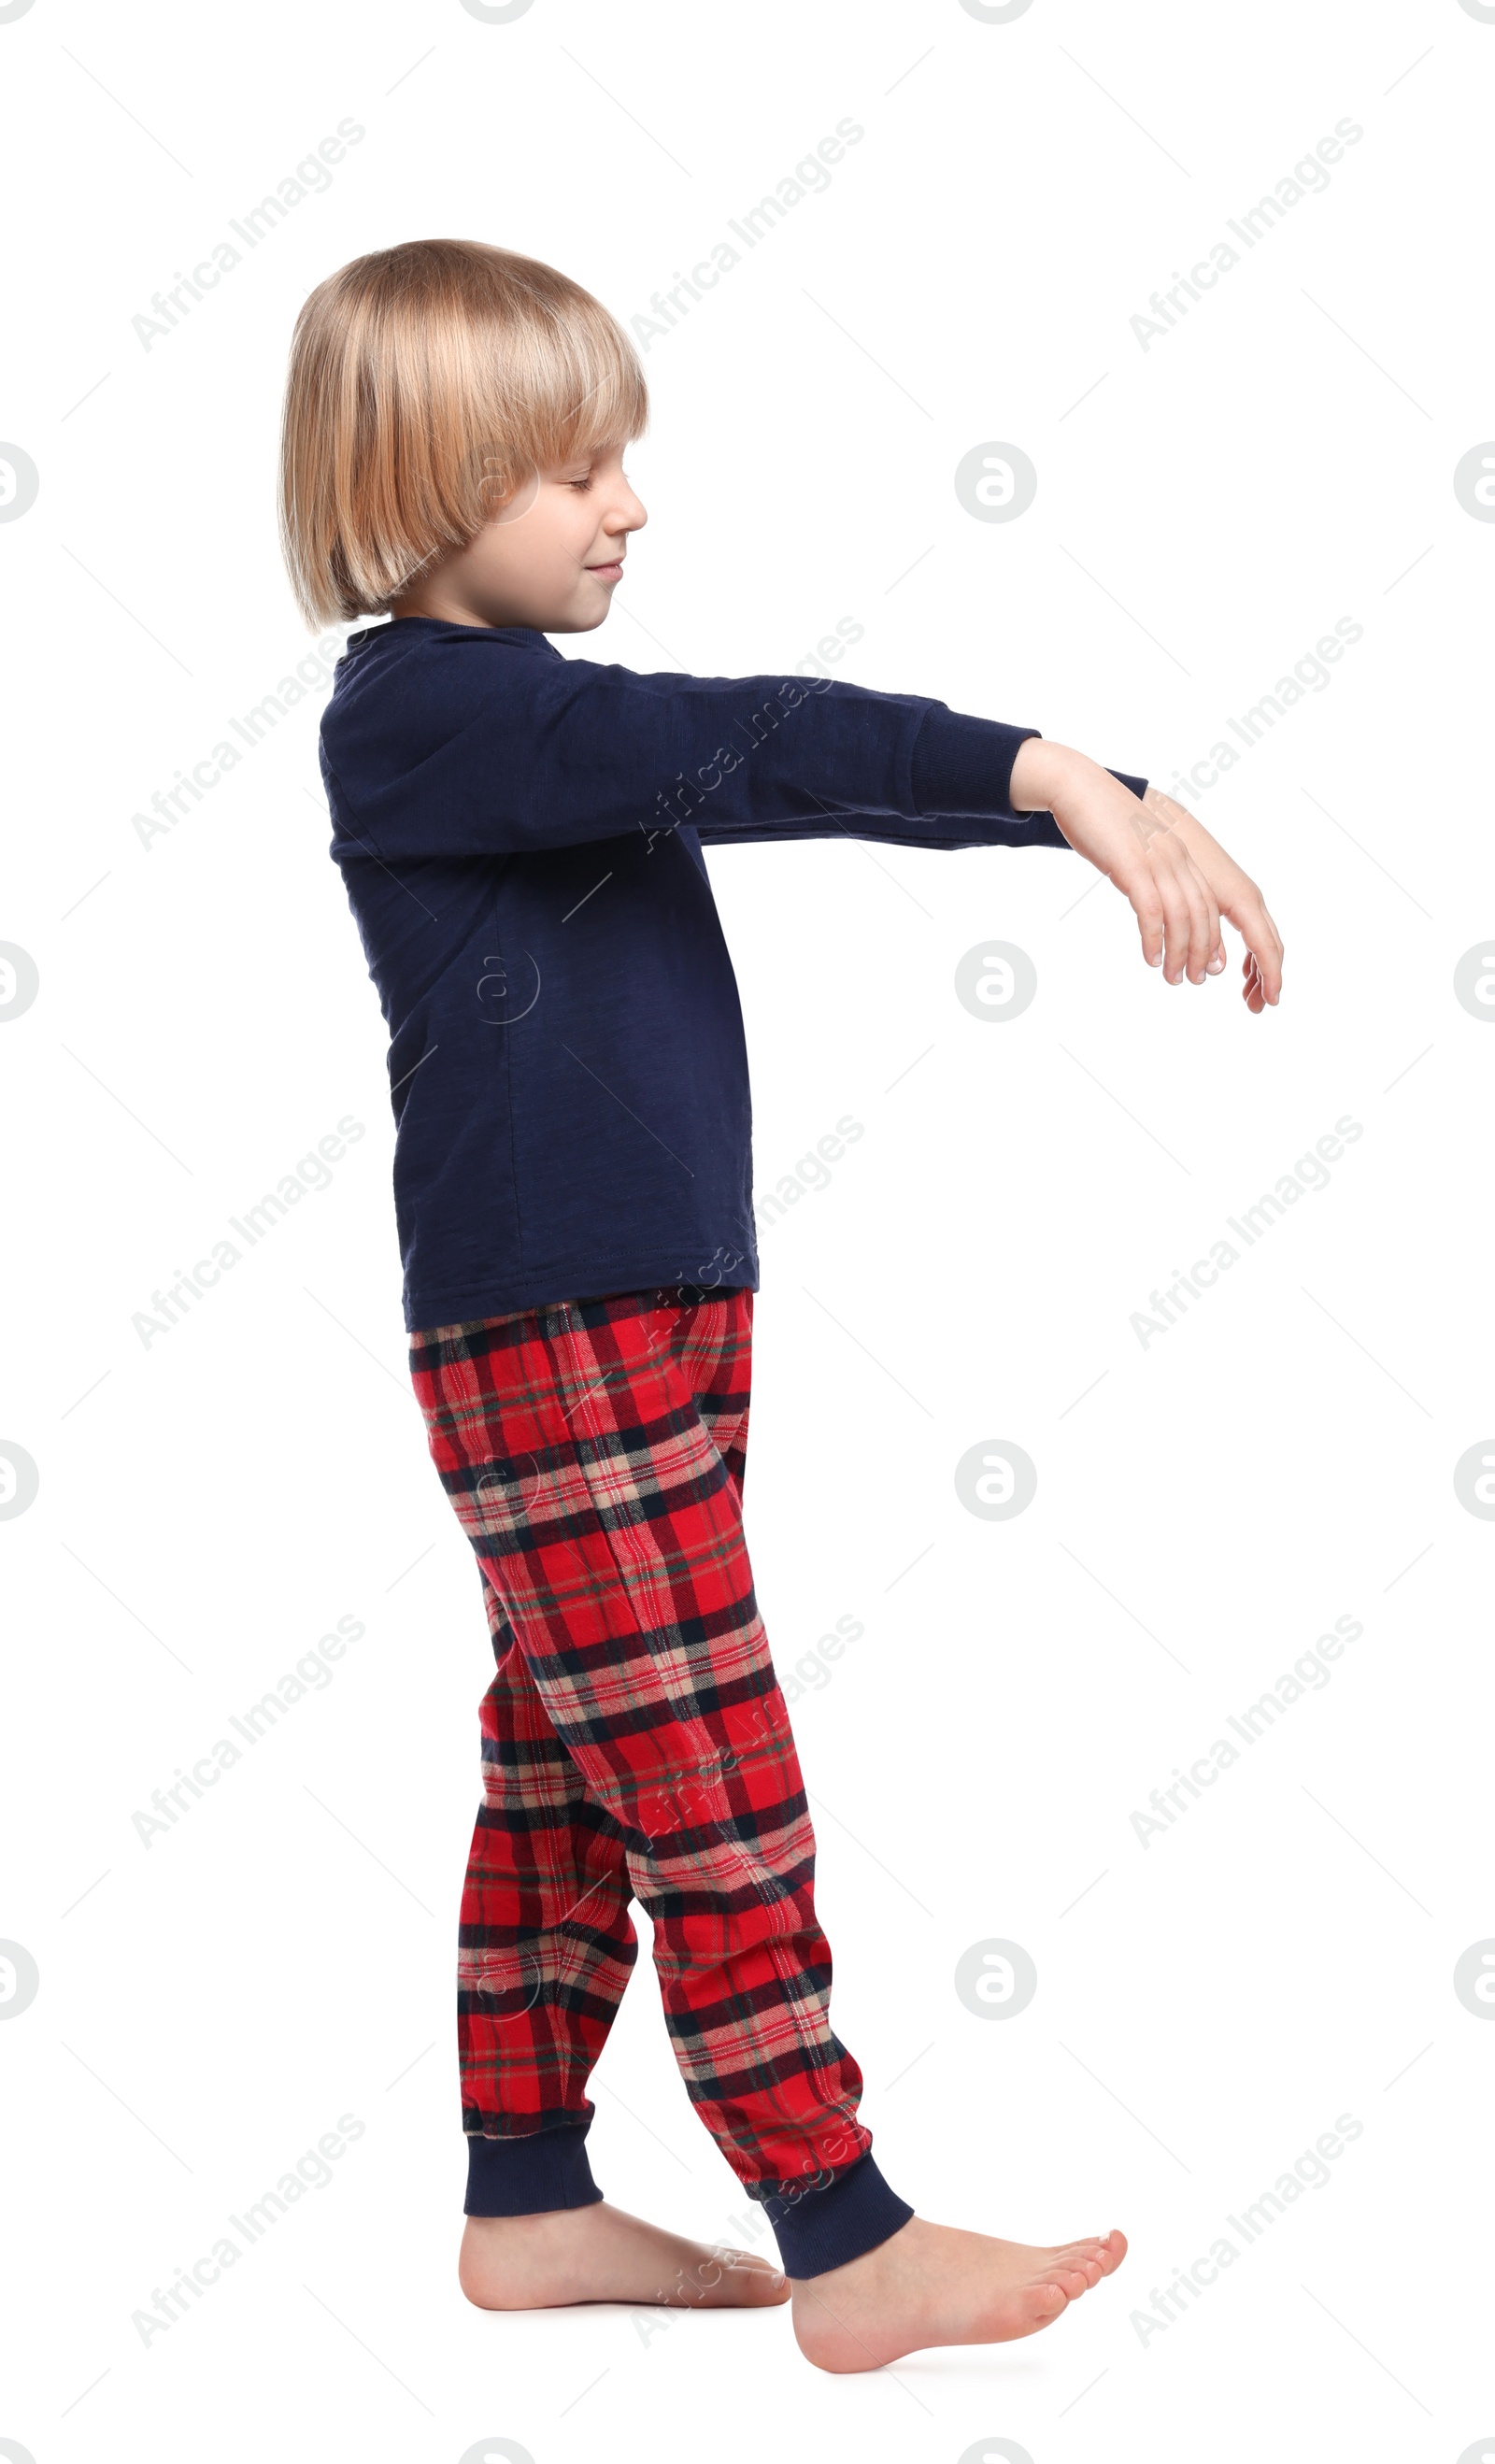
[281, 238, 1282, 2374]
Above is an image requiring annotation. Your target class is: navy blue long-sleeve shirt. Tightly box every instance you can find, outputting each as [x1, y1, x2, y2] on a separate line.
[318, 616, 1146, 1330]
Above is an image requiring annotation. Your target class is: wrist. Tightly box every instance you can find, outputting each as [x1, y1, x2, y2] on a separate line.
[1138, 782, 1186, 838]
[1008, 737, 1088, 813]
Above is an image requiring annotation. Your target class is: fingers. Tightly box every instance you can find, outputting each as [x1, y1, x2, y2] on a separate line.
[1189, 859, 1221, 983]
[1252, 899, 1285, 1006]
[1128, 842, 1281, 1004]
[1225, 886, 1284, 1008]
[1146, 841, 1221, 986]
[1133, 847, 1282, 1010]
[1156, 862, 1192, 982]
[1129, 874, 1167, 973]
[1130, 862, 1200, 983]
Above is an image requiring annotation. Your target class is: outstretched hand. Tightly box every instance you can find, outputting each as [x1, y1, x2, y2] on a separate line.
[1010, 745, 1284, 1012]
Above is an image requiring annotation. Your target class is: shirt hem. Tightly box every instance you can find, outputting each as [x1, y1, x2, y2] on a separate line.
[404, 1249, 761, 1333]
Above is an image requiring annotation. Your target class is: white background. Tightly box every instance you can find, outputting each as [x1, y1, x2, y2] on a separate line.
[3, 1, 1492, 2458]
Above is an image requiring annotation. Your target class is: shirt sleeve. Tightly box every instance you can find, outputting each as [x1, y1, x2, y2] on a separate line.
[321, 634, 1146, 860]
[702, 705, 1150, 853]
[906, 706, 1148, 839]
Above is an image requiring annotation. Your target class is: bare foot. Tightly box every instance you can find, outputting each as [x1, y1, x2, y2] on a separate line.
[459, 2201, 790, 2312]
[790, 2217, 1128, 2372]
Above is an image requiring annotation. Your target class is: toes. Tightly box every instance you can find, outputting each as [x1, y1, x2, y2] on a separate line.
[693, 2249, 790, 2306]
[1054, 2230, 1128, 2278]
[737, 2260, 790, 2292]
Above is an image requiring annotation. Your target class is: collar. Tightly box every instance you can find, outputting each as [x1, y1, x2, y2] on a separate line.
[345, 616, 562, 657]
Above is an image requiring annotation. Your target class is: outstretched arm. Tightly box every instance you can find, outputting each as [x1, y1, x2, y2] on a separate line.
[321, 631, 1146, 862]
[1010, 741, 1284, 1013]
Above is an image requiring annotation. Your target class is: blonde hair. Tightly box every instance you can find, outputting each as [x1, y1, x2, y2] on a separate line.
[278, 238, 648, 629]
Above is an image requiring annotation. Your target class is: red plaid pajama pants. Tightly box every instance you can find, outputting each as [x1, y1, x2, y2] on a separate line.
[408, 1284, 899, 2249]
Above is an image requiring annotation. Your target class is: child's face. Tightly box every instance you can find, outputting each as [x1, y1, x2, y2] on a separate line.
[396, 440, 647, 633]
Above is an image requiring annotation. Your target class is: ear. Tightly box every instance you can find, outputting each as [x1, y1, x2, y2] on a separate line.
[485, 464, 541, 527]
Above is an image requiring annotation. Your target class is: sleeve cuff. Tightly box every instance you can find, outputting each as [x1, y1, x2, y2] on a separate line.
[909, 707, 1045, 824]
[910, 708, 1148, 846]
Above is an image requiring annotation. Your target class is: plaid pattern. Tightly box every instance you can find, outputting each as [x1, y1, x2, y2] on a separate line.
[408, 1284, 873, 2194]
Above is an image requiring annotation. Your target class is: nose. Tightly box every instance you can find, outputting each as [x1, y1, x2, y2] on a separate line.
[608, 479, 647, 535]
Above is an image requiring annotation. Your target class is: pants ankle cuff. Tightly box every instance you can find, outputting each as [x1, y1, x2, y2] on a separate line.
[464, 2120, 604, 2216]
[748, 2150, 914, 2277]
